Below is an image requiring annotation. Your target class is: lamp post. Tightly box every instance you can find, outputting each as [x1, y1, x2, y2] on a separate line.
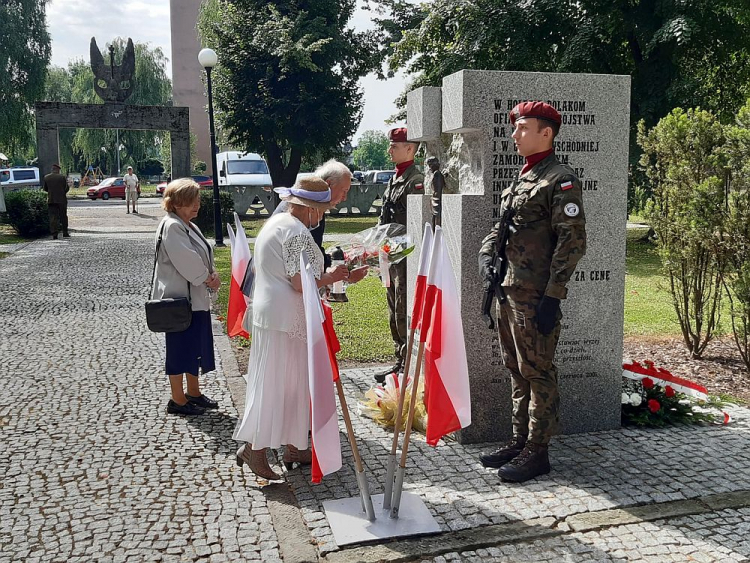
[198, 47, 224, 246]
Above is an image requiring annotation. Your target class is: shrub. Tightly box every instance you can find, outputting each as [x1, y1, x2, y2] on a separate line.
[639, 109, 727, 358]
[195, 190, 234, 238]
[723, 100, 750, 372]
[3, 189, 50, 237]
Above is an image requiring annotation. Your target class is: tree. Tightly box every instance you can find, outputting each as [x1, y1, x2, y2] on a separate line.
[723, 99, 750, 372]
[43, 39, 172, 175]
[370, 0, 750, 206]
[639, 109, 727, 359]
[198, 0, 382, 190]
[352, 130, 390, 170]
[0, 0, 51, 158]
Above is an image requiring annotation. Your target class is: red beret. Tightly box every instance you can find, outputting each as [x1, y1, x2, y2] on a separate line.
[510, 101, 561, 126]
[388, 127, 408, 142]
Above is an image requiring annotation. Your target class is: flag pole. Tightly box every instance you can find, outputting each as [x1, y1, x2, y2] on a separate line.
[389, 340, 425, 519]
[335, 378, 376, 521]
[382, 326, 416, 510]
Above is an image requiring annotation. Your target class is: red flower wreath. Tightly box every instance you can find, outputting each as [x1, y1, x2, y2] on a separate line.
[642, 377, 655, 390]
[647, 399, 661, 413]
[665, 385, 676, 398]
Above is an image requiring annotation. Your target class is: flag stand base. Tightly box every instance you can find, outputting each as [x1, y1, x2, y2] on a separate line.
[322, 492, 440, 547]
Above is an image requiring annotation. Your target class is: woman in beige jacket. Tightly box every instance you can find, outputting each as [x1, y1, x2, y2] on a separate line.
[152, 178, 221, 415]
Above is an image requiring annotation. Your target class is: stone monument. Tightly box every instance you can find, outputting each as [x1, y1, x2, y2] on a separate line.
[36, 38, 191, 179]
[407, 70, 631, 444]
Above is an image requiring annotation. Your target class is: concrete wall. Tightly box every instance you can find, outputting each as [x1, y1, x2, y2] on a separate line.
[170, 0, 212, 174]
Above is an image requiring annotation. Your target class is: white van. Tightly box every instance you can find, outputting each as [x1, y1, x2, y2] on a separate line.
[215, 151, 273, 189]
[0, 167, 41, 189]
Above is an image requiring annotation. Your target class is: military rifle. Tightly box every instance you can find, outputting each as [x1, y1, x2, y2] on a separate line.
[481, 206, 516, 330]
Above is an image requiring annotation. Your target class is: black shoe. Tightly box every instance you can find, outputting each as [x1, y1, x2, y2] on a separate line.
[63, 232, 70, 238]
[479, 436, 527, 468]
[374, 364, 401, 384]
[497, 443, 551, 483]
[167, 399, 205, 416]
[186, 394, 219, 409]
[52, 234, 58, 240]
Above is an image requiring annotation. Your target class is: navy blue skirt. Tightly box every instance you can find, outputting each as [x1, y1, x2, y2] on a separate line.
[165, 310, 216, 376]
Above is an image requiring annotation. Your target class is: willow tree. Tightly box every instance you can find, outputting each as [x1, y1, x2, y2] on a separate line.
[0, 0, 51, 160]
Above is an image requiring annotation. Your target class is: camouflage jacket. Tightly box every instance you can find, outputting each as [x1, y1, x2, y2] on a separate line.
[379, 163, 424, 226]
[479, 153, 586, 300]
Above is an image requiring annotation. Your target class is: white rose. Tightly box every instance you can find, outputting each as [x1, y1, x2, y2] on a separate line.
[621, 392, 630, 404]
[630, 393, 642, 407]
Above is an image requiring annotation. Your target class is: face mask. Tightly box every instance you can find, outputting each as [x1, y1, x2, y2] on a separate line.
[307, 208, 320, 231]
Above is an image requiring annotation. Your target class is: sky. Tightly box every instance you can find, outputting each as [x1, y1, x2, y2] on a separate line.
[46, 0, 409, 143]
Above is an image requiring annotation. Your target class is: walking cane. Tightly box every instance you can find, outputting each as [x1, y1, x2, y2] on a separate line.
[382, 326, 416, 510]
[335, 378, 376, 521]
[389, 340, 426, 519]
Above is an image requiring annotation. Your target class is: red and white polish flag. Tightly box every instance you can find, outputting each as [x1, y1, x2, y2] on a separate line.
[300, 252, 343, 483]
[226, 213, 253, 339]
[422, 227, 472, 446]
[410, 223, 434, 339]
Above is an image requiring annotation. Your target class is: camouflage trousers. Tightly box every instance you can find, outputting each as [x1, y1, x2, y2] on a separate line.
[496, 287, 562, 445]
[386, 261, 408, 366]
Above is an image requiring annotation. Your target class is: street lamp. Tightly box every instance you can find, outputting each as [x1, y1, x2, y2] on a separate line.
[198, 47, 224, 247]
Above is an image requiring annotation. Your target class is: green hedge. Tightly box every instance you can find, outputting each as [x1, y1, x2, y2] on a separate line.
[3, 189, 49, 237]
[195, 190, 234, 237]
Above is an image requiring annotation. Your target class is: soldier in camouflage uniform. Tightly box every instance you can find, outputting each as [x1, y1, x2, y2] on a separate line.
[375, 127, 424, 383]
[477, 102, 586, 483]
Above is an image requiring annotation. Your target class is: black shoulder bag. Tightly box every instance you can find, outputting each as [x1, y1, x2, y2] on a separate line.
[145, 222, 192, 333]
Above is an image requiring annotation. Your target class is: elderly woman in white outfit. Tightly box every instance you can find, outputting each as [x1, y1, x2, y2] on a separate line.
[234, 177, 349, 480]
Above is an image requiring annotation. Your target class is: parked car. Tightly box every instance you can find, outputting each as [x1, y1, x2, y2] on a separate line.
[0, 167, 41, 189]
[156, 175, 214, 195]
[364, 170, 396, 184]
[87, 177, 140, 200]
[352, 170, 365, 183]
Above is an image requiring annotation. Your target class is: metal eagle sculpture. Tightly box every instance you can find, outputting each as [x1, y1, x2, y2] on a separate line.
[90, 38, 136, 103]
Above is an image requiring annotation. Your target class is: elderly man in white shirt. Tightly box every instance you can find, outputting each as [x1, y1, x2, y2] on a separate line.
[124, 166, 140, 214]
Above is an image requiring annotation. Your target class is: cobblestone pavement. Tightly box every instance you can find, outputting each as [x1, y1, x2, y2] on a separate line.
[418, 508, 750, 562]
[0, 201, 281, 562]
[287, 367, 750, 559]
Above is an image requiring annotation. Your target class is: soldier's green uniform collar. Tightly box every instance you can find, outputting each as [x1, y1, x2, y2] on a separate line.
[520, 152, 559, 182]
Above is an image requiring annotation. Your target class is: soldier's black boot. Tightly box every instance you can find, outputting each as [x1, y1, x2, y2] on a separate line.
[374, 363, 401, 384]
[497, 442, 550, 483]
[479, 436, 526, 468]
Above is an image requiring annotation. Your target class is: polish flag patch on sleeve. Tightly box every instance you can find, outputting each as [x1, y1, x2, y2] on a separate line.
[560, 180, 573, 191]
[415, 183, 424, 190]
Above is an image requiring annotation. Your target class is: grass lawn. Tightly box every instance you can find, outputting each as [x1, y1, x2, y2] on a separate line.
[240, 214, 378, 239]
[0, 224, 27, 245]
[213, 222, 725, 361]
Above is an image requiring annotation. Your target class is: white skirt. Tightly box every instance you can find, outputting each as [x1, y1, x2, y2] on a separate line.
[233, 324, 310, 450]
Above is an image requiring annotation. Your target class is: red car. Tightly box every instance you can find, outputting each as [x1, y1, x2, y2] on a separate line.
[157, 175, 213, 195]
[87, 177, 140, 200]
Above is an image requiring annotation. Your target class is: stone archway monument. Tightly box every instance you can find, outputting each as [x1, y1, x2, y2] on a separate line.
[35, 38, 190, 179]
[406, 70, 631, 444]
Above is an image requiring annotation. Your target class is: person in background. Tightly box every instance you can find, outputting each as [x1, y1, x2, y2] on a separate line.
[42, 163, 70, 240]
[124, 166, 140, 214]
[375, 127, 424, 383]
[152, 178, 221, 416]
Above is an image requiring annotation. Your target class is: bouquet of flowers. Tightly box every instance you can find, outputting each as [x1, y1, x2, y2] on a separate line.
[621, 360, 732, 427]
[356, 372, 427, 432]
[337, 223, 415, 285]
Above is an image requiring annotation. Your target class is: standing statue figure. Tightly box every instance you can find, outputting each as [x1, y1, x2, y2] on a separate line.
[426, 156, 445, 227]
[90, 38, 136, 103]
